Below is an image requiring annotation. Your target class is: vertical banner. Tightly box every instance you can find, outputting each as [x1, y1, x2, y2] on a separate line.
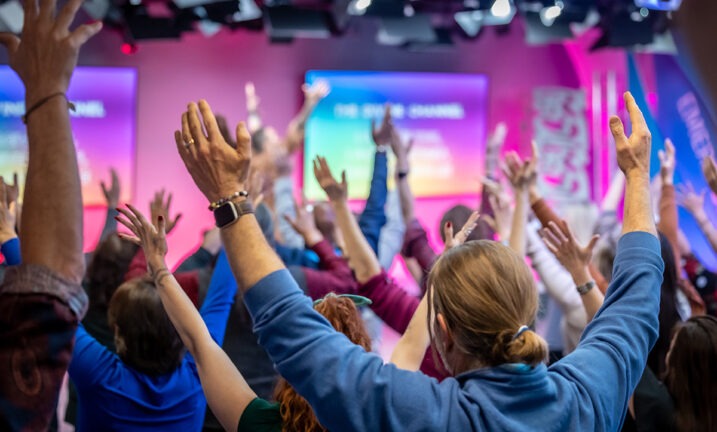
[630, 54, 717, 268]
[533, 87, 590, 203]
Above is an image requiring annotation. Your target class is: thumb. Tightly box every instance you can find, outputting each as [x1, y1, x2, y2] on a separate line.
[443, 222, 454, 245]
[586, 234, 600, 252]
[609, 115, 628, 148]
[0, 33, 20, 54]
[341, 170, 347, 187]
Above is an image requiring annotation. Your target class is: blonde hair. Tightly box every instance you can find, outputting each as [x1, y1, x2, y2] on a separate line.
[427, 241, 547, 368]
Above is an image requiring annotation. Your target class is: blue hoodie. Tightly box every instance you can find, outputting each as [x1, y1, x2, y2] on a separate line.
[69, 250, 236, 431]
[244, 231, 664, 431]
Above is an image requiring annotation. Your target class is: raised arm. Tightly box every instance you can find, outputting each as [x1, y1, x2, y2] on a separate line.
[701, 156, 717, 197]
[657, 139, 680, 249]
[0, 4, 101, 428]
[116, 204, 255, 432]
[97, 168, 120, 244]
[392, 127, 415, 225]
[358, 106, 393, 254]
[390, 214, 478, 371]
[245, 82, 263, 134]
[313, 156, 382, 283]
[0, 184, 19, 266]
[677, 182, 717, 254]
[541, 220, 604, 322]
[551, 92, 662, 432]
[284, 80, 330, 154]
[502, 142, 538, 258]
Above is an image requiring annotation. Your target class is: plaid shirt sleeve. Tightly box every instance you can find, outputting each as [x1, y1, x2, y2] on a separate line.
[0, 264, 88, 431]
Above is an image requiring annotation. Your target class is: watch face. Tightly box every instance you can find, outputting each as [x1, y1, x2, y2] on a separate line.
[214, 202, 238, 228]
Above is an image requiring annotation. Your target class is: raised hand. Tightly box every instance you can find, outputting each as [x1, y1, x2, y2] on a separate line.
[502, 141, 538, 190]
[676, 182, 706, 217]
[150, 189, 182, 234]
[245, 82, 260, 112]
[482, 180, 513, 243]
[702, 156, 717, 196]
[372, 104, 393, 147]
[658, 138, 676, 185]
[541, 220, 600, 281]
[283, 198, 323, 247]
[2, 173, 19, 207]
[101, 168, 120, 208]
[174, 100, 251, 204]
[443, 211, 480, 252]
[0, 0, 102, 105]
[302, 80, 331, 106]
[313, 156, 347, 202]
[116, 204, 168, 276]
[0, 181, 17, 243]
[610, 92, 651, 179]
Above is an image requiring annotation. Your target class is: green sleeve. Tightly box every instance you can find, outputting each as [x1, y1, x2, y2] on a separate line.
[237, 398, 284, 432]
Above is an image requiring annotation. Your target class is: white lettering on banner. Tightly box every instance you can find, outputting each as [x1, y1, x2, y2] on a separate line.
[676, 92, 715, 161]
[332, 103, 464, 120]
[0, 100, 107, 118]
[533, 87, 590, 202]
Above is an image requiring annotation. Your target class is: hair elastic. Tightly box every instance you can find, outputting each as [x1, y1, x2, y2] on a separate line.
[512, 325, 530, 341]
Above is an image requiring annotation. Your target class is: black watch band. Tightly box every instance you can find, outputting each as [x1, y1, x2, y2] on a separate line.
[214, 200, 254, 228]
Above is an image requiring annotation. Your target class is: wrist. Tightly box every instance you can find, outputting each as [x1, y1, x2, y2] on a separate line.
[570, 266, 593, 287]
[303, 230, 324, 247]
[147, 256, 168, 276]
[625, 171, 650, 185]
[528, 185, 541, 205]
[661, 173, 674, 186]
[0, 230, 17, 244]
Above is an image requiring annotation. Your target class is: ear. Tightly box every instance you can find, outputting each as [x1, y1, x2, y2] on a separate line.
[436, 313, 454, 352]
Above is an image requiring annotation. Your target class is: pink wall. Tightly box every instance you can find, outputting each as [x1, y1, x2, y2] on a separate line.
[73, 20, 584, 266]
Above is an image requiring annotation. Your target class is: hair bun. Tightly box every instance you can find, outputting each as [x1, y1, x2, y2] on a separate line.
[505, 329, 548, 367]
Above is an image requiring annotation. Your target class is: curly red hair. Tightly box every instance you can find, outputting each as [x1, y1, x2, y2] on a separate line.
[273, 295, 372, 432]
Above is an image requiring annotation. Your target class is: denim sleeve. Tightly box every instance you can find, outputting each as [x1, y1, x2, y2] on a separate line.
[358, 151, 388, 255]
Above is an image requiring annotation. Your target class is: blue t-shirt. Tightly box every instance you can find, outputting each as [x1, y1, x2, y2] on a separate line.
[68, 251, 236, 431]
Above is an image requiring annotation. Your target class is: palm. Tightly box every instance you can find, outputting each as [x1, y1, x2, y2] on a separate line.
[313, 156, 347, 202]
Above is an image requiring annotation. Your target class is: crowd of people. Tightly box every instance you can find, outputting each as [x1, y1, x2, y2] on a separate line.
[1, 1, 716, 431]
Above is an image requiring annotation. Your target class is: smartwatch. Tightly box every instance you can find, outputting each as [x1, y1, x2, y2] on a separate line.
[214, 200, 254, 228]
[576, 280, 596, 296]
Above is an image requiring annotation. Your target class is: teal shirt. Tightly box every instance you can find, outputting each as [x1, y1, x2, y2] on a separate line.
[238, 398, 282, 432]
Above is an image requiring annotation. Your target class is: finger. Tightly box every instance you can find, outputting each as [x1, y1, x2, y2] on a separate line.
[0, 180, 6, 208]
[187, 102, 208, 148]
[117, 233, 142, 246]
[530, 140, 539, 165]
[166, 192, 173, 211]
[38, 0, 56, 23]
[482, 215, 496, 230]
[549, 221, 569, 243]
[180, 113, 199, 159]
[198, 99, 221, 141]
[115, 213, 140, 236]
[543, 225, 563, 247]
[68, 21, 103, 48]
[624, 91, 647, 135]
[11, 172, 18, 189]
[157, 215, 167, 237]
[174, 130, 191, 165]
[665, 138, 675, 157]
[282, 214, 299, 232]
[171, 213, 182, 228]
[110, 168, 119, 186]
[100, 181, 108, 196]
[235, 121, 252, 167]
[541, 235, 559, 255]
[55, 0, 83, 33]
[443, 222, 454, 245]
[341, 170, 347, 188]
[0, 33, 20, 55]
[126, 203, 152, 229]
[117, 207, 141, 230]
[658, 150, 665, 164]
[608, 115, 629, 149]
[586, 235, 600, 252]
[23, 0, 39, 25]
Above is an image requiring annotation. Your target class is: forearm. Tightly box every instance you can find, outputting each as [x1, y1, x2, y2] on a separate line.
[692, 210, 717, 253]
[509, 189, 529, 257]
[22, 96, 84, 283]
[221, 213, 285, 294]
[657, 184, 679, 248]
[396, 168, 414, 224]
[98, 207, 119, 244]
[358, 152, 388, 254]
[622, 174, 657, 237]
[390, 294, 429, 371]
[154, 271, 212, 356]
[285, 101, 316, 151]
[333, 199, 381, 283]
[568, 266, 604, 323]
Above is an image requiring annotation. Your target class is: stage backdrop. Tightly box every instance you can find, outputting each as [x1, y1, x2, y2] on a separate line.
[304, 71, 489, 200]
[0, 66, 136, 206]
